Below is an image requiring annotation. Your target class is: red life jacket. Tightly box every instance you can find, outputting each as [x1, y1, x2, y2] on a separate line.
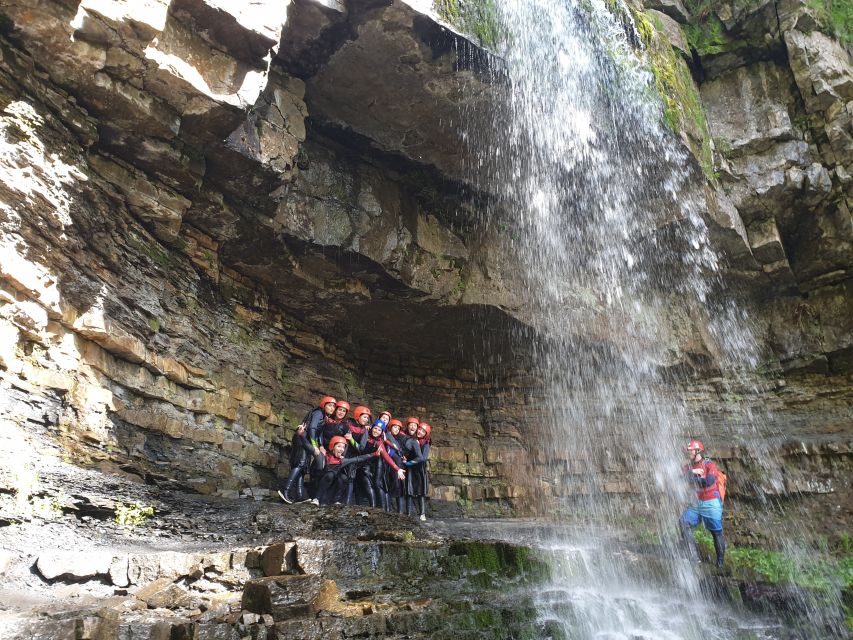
[686, 458, 722, 501]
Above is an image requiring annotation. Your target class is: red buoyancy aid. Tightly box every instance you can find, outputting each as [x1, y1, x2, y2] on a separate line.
[686, 458, 724, 502]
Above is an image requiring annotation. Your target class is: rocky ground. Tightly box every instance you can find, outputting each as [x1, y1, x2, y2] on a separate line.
[1, 447, 849, 639]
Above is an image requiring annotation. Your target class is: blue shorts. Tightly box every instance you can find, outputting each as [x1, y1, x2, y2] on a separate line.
[680, 498, 723, 532]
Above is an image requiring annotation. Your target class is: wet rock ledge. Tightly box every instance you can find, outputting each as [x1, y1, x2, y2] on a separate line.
[0, 458, 550, 640]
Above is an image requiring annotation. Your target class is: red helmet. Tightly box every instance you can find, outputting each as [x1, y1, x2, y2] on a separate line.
[353, 406, 371, 419]
[405, 417, 419, 426]
[335, 400, 351, 412]
[419, 422, 432, 437]
[686, 440, 705, 453]
[319, 396, 336, 408]
[388, 419, 403, 429]
[329, 435, 348, 451]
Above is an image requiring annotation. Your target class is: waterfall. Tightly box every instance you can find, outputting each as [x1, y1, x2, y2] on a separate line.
[459, 0, 846, 637]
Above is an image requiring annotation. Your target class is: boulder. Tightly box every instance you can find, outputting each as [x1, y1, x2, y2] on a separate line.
[135, 577, 197, 609]
[644, 0, 690, 24]
[241, 575, 340, 620]
[259, 542, 297, 577]
[35, 551, 112, 581]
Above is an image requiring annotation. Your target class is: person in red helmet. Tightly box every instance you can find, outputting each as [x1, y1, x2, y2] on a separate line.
[359, 420, 406, 509]
[344, 406, 372, 504]
[321, 400, 358, 452]
[408, 421, 432, 520]
[314, 435, 381, 505]
[384, 419, 407, 513]
[679, 439, 726, 568]
[399, 417, 426, 516]
[278, 396, 336, 504]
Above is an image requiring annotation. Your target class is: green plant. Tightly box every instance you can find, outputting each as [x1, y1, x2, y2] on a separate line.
[457, 497, 474, 510]
[115, 502, 154, 527]
[807, 0, 853, 46]
[433, 0, 506, 49]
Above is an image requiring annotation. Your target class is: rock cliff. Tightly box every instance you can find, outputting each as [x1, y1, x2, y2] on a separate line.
[0, 0, 849, 542]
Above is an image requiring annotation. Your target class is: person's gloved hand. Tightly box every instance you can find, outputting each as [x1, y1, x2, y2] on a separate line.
[397, 469, 406, 480]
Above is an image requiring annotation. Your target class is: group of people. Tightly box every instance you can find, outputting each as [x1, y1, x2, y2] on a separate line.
[277, 398, 725, 561]
[277, 396, 433, 520]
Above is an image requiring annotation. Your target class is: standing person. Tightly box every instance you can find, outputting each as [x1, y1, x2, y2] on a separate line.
[359, 420, 406, 508]
[321, 400, 358, 451]
[409, 421, 432, 521]
[346, 406, 373, 504]
[385, 419, 406, 513]
[400, 417, 426, 516]
[278, 396, 336, 504]
[679, 439, 726, 568]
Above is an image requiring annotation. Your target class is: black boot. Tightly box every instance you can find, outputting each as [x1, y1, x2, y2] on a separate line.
[407, 496, 414, 516]
[295, 476, 306, 502]
[377, 489, 389, 512]
[345, 482, 355, 505]
[278, 467, 302, 504]
[397, 497, 405, 514]
[679, 520, 700, 563]
[711, 530, 726, 568]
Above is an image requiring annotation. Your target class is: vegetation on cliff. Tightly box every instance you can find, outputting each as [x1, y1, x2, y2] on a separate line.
[433, 0, 505, 49]
[807, 0, 853, 45]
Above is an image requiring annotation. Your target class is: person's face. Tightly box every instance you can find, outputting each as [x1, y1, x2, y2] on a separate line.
[407, 422, 418, 436]
[370, 425, 383, 438]
[324, 402, 336, 415]
[390, 424, 400, 436]
[333, 442, 347, 457]
[335, 406, 347, 419]
[688, 448, 701, 461]
[416, 427, 427, 439]
[359, 413, 370, 426]
[379, 412, 391, 423]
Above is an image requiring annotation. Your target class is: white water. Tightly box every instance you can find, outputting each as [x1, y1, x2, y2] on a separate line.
[463, 0, 846, 637]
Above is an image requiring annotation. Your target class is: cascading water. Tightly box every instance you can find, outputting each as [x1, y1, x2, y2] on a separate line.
[456, 0, 847, 637]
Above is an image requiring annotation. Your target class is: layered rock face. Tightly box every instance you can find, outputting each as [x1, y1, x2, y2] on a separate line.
[0, 0, 850, 532]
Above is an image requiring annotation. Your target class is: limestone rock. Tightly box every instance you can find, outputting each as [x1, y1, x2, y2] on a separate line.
[135, 577, 196, 609]
[648, 10, 689, 56]
[259, 542, 297, 577]
[644, 0, 690, 24]
[701, 62, 797, 158]
[36, 551, 112, 581]
[241, 575, 340, 620]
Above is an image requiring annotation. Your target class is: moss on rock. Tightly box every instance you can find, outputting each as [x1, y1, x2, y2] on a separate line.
[433, 0, 505, 49]
[633, 7, 715, 179]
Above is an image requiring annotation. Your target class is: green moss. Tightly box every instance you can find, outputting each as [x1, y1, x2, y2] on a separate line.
[433, 0, 506, 49]
[127, 233, 174, 270]
[636, 8, 715, 180]
[695, 528, 853, 592]
[447, 541, 551, 584]
[147, 317, 160, 333]
[807, 0, 853, 46]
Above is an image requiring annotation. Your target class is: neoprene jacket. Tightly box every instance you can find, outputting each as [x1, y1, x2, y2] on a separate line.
[398, 435, 425, 467]
[358, 430, 402, 471]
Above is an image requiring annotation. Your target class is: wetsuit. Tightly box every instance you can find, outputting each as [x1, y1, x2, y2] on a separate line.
[278, 407, 326, 502]
[408, 436, 431, 517]
[358, 430, 403, 509]
[314, 451, 376, 505]
[398, 435, 425, 515]
[384, 432, 406, 513]
[679, 457, 726, 567]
